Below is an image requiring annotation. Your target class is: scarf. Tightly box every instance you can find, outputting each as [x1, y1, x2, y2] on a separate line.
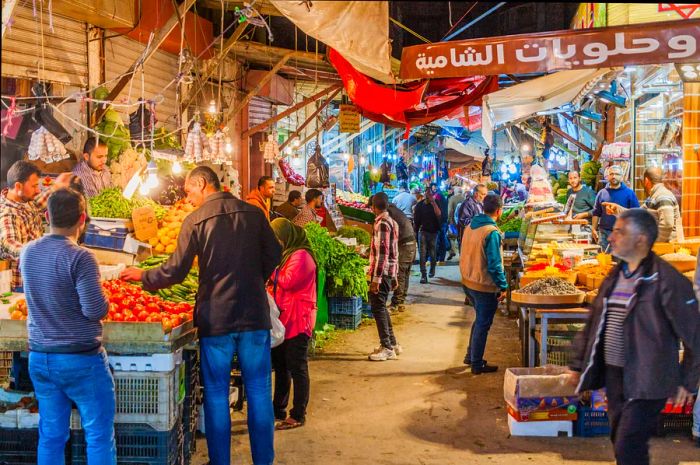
[270, 218, 315, 267]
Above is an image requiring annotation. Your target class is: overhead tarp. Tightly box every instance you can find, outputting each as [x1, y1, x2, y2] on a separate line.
[481, 68, 613, 147]
[329, 48, 499, 136]
[271, 0, 392, 83]
[445, 134, 488, 161]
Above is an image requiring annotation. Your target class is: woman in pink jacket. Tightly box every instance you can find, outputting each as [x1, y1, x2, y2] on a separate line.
[269, 218, 317, 430]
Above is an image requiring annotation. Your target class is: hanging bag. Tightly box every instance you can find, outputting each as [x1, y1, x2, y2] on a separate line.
[306, 145, 329, 188]
[268, 269, 286, 348]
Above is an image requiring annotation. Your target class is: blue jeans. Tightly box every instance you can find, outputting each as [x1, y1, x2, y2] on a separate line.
[693, 382, 700, 439]
[436, 223, 449, 262]
[465, 288, 499, 368]
[598, 228, 612, 253]
[200, 329, 274, 465]
[29, 351, 116, 465]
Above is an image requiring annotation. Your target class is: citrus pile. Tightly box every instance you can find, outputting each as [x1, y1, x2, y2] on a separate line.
[149, 201, 195, 254]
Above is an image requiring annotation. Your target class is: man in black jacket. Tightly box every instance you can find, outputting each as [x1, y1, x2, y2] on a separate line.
[413, 187, 441, 284]
[122, 166, 282, 465]
[568, 209, 700, 465]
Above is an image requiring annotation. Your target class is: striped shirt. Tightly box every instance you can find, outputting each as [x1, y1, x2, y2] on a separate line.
[369, 211, 399, 284]
[603, 268, 639, 367]
[72, 161, 112, 198]
[20, 235, 109, 353]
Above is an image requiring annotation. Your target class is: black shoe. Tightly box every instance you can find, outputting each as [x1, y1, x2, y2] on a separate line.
[463, 357, 471, 366]
[448, 253, 455, 260]
[428, 270, 436, 278]
[420, 276, 428, 284]
[471, 364, 498, 375]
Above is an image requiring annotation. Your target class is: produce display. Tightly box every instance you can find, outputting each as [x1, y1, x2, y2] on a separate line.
[8, 299, 27, 321]
[499, 217, 522, 233]
[89, 188, 167, 221]
[337, 226, 371, 246]
[305, 223, 369, 300]
[336, 198, 372, 213]
[148, 201, 195, 254]
[580, 160, 602, 189]
[661, 250, 697, 273]
[278, 159, 305, 186]
[137, 255, 198, 304]
[94, 87, 132, 162]
[101, 279, 193, 332]
[110, 148, 147, 189]
[518, 277, 581, 296]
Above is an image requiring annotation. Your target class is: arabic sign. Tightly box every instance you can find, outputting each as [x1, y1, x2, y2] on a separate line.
[399, 19, 700, 79]
[338, 104, 361, 133]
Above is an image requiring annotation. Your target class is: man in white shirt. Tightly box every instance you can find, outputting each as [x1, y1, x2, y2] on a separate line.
[392, 182, 417, 220]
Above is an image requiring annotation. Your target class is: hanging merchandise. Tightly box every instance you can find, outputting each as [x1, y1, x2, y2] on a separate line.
[278, 159, 306, 186]
[306, 145, 330, 188]
[263, 133, 280, 164]
[128, 99, 155, 148]
[481, 149, 493, 178]
[526, 165, 556, 205]
[379, 159, 391, 184]
[184, 122, 209, 163]
[27, 126, 69, 163]
[31, 82, 72, 144]
[396, 157, 408, 181]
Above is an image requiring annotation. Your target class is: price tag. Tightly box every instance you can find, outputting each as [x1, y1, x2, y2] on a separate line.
[132, 206, 158, 242]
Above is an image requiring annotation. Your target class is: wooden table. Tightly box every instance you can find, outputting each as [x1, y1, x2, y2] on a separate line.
[517, 303, 589, 367]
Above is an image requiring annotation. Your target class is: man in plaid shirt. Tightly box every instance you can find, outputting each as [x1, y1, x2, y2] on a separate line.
[0, 161, 71, 290]
[367, 192, 401, 361]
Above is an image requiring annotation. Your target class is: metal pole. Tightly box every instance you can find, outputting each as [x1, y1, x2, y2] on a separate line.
[442, 2, 507, 42]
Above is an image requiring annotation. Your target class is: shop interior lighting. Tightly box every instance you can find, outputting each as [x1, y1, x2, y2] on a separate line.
[641, 82, 682, 93]
[122, 167, 146, 200]
[521, 143, 531, 152]
[172, 160, 183, 175]
[207, 100, 217, 114]
[367, 145, 373, 154]
[225, 139, 233, 154]
[576, 109, 603, 123]
[284, 146, 293, 156]
[342, 153, 350, 162]
[375, 143, 382, 153]
[291, 137, 301, 149]
[675, 63, 700, 82]
[360, 155, 366, 165]
[145, 161, 159, 189]
[414, 156, 420, 164]
[594, 80, 627, 108]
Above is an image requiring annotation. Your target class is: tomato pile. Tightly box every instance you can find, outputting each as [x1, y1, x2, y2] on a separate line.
[102, 280, 193, 332]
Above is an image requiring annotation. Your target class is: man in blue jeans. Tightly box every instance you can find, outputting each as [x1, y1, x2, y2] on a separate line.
[122, 166, 281, 465]
[459, 194, 507, 374]
[20, 188, 115, 465]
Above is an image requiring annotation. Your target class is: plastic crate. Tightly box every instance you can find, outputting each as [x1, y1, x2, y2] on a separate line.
[328, 296, 363, 316]
[328, 311, 362, 330]
[656, 413, 693, 437]
[574, 407, 610, 437]
[71, 366, 185, 431]
[109, 349, 183, 372]
[0, 352, 12, 385]
[361, 302, 373, 317]
[71, 419, 183, 465]
[0, 427, 69, 465]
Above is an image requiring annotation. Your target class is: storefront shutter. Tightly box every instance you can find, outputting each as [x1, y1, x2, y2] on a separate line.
[248, 96, 273, 129]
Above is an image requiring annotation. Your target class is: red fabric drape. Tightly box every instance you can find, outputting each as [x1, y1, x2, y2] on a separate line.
[329, 48, 499, 135]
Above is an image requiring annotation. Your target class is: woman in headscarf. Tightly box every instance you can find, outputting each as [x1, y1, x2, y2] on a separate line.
[268, 218, 317, 430]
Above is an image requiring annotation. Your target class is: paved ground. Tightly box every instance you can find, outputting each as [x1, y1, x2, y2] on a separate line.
[193, 265, 700, 465]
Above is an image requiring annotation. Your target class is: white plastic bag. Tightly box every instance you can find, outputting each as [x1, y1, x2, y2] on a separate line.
[268, 292, 285, 348]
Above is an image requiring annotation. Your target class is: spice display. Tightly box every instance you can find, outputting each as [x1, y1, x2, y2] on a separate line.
[519, 277, 580, 295]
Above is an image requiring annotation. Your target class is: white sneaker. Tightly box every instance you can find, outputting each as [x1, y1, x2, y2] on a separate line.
[368, 347, 398, 361]
[393, 344, 403, 355]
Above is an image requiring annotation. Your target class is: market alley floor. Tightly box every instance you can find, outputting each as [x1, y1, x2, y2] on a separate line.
[192, 265, 700, 465]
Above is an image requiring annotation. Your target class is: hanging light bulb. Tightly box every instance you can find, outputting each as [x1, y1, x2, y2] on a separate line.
[139, 180, 150, 196]
[172, 160, 183, 175]
[208, 100, 217, 115]
[414, 156, 420, 164]
[225, 139, 233, 154]
[291, 137, 300, 149]
[342, 153, 350, 162]
[360, 155, 366, 165]
[367, 145, 373, 154]
[375, 143, 382, 153]
[371, 167, 379, 175]
[284, 146, 293, 156]
[145, 161, 159, 189]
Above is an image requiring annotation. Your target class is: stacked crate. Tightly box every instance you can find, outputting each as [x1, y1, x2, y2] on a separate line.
[70, 349, 186, 465]
[328, 296, 363, 330]
[182, 349, 201, 463]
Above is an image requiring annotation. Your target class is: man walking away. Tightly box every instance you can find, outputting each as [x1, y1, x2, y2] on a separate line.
[592, 166, 639, 251]
[367, 192, 400, 362]
[293, 189, 324, 227]
[568, 209, 700, 465]
[121, 166, 282, 465]
[247, 176, 276, 221]
[21, 188, 115, 465]
[447, 186, 465, 260]
[392, 182, 417, 220]
[456, 183, 487, 251]
[413, 187, 441, 284]
[386, 201, 417, 313]
[275, 190, 302, 221]
[460, 194, 507, 374]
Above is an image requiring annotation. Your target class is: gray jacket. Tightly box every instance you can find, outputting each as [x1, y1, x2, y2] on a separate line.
[643, 183, 683, 242]
[570, 252, 700, 398]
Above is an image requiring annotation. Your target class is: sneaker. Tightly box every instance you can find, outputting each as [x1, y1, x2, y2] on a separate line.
[471, 364, 498, 375]
[393, 344, 403, 355]
[428, 270, 436, 278]
[420, 276, 428, 284]
[368, 347, 398, 361]
[447, 253, 455, 260]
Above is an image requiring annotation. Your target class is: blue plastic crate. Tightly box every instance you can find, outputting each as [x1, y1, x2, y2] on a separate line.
[0, 427, 70, 465]
[361, 301, 373, 317]
[574, 407, 610, 437]
[328, 296, 362, 316]
[328, 311, 362, 330]
[83, 225, 128, 251]
[71, 420, 183, 465]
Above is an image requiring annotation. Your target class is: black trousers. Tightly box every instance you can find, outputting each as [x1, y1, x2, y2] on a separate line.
[391, 241, 416, 306]
[418, 231, 437, 276]
[272, 333, 311, 423]
[605, 365, 666, 465]
[370, 276, 397, 349]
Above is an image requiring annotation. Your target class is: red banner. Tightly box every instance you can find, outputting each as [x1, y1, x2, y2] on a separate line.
[400, 19, 700, 79]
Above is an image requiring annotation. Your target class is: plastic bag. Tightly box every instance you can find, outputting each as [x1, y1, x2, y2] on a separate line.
[268, 292, 285, 348]
[306, 145, 329, 188]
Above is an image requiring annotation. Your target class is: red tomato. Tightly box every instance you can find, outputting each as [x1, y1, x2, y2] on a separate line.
[125, 314, 138, 322]
[161, 318, 173, 333]
[137, 310, 150, 321]
[110, 292, 125, 305]
[170, 315, 182, 327]
[146, 303, 161, 314]
[149, 313, 163, 323]
[112, 313, 124, 322]
[133, 304, 145, 315]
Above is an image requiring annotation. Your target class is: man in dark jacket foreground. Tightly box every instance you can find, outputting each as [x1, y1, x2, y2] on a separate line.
[122, 166, 282, 465]
[568, 209, 700, 465]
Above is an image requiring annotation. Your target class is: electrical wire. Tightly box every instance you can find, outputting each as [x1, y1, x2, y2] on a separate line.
[441, 2, 478, 41]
